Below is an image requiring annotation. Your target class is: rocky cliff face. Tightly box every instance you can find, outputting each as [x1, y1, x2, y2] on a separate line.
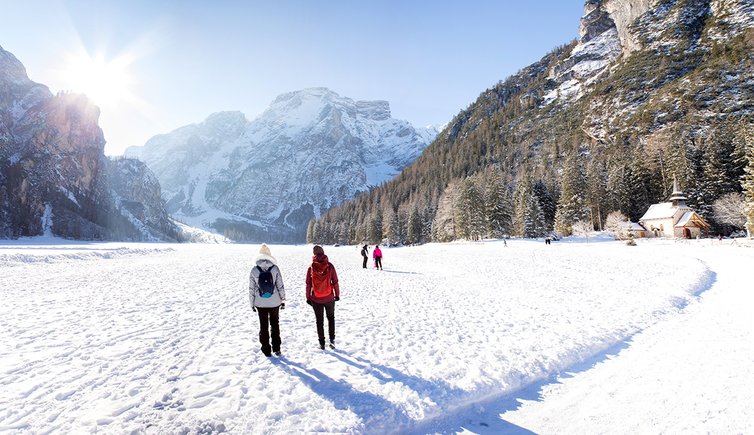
[126, 87, 439, 242]
[0, 45, 178, 240]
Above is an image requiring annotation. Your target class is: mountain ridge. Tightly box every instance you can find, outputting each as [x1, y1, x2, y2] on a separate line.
[126, 87, 439, 242]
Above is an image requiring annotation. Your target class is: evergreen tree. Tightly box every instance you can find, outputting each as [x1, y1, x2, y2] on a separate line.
[421, 203, 435, 243]
[585, 160, 607, 230]
[484, 172, 513, 238]
[406, 206, 422, 245]
[454, 177, 485, 240]
[526, 194, 547, 237]
[699, 124, 747, 228]
[532, 179, 556, 231]
[306, 220, 316, 243]
[432, 181, 458, 242]
[513, 175, 546, 238]
[369, 210, 383, 244]
[627, 147, 655, 222]
[742, 132, 754, 238]
[554, 152, 589, 235]
[383, 208, 398, 245]
[513, 175, 532, 237]
[395, 209, 408, 245]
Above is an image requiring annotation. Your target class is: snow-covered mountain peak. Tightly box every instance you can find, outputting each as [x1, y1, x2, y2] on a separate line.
[204, 111, 249, 129]
[259, 87, 392, 129]
[126, 88, 440, 242]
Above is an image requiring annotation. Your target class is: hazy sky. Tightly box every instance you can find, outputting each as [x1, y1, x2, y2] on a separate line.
[1, 1, 584, 155]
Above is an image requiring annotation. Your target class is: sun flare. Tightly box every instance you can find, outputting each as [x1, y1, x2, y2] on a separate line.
[61, 51, 135, 108]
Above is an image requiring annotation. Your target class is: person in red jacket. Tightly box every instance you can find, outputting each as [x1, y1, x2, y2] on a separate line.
[306, 245, 340, 350]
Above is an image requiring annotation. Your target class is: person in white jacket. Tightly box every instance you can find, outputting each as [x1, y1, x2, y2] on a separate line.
[249, 244, 286, 356]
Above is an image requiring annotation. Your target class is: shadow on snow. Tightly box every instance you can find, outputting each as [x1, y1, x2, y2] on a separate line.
[272, 351, 534, 434]
[270, 262, 717, 434]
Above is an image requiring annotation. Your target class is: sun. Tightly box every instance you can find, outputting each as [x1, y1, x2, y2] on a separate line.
[61, 51, 135, 109]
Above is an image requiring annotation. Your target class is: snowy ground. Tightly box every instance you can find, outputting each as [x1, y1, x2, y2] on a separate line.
[0, 236, 752, 433]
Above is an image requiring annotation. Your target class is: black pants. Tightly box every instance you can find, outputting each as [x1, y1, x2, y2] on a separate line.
[375, 256, 382, 269]
[312, 300, 335, 345]
[257, 307, 281, 355]
[362, 255, 368, 268]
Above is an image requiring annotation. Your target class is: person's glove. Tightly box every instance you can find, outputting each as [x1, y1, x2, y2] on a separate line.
[334, 296, 340, 302]
[306, 300, 313, 306]
[280, 303, 286, 310]
[252, 307, 256, 312]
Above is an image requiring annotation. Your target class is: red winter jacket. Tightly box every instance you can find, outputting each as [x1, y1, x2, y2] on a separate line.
[372, 246, 382, 259]
[305, 254, 340, 303]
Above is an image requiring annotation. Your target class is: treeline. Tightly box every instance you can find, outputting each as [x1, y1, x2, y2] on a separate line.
[308, 120, 752, 245]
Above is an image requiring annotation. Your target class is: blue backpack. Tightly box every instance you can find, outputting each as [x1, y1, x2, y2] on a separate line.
[257, 265, 275, 298]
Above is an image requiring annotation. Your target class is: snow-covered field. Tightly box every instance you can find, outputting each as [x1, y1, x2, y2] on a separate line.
[1, 237, 752, 433]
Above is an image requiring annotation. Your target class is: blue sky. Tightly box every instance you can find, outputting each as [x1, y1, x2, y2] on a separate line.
[1, 1, 584, 155]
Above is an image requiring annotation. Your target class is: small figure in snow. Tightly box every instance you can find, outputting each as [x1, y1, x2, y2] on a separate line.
[361, 244, 369, 269]
[306, 245, 340, 350]
[373, 245, 383, 270]
[249, 244, 286, 357]
[545, 236, 552, 245]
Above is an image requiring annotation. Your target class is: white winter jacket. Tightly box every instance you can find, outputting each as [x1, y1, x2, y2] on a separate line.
[249, 254, 286, 308]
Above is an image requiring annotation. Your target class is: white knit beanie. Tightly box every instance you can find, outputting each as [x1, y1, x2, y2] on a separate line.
[259, 244, 271, 256]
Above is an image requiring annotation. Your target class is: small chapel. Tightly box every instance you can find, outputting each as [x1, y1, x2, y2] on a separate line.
[638, 176, 709, 239]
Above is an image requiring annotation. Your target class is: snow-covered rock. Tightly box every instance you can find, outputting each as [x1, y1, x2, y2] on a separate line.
[126, 88, 439, 242]
[543, 0, 754, 108]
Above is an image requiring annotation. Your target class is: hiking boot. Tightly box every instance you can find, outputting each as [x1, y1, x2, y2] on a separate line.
[274, 351, 281, 357]
[329, 339, 335, 349]
[319, 343, 325, 350]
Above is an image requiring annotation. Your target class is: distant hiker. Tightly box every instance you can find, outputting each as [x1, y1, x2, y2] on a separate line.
[306, 245, 340, 350]
[545, 236, 551, 245]
[361, 244, 369, 269]
[373, 245, 383, 270]
[249, 244, 286, 357]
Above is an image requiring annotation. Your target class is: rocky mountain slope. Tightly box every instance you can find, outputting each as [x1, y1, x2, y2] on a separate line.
[125, 88, 438, 242]
[312, 0, 753, 244]
[0, 45, 178, 241]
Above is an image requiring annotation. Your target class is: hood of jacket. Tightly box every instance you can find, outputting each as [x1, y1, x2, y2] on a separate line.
[312, 253, 328, 264]
[254, 253, 277, 269]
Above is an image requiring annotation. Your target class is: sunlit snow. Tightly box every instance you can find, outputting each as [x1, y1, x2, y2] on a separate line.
[1, 237, 752, 433]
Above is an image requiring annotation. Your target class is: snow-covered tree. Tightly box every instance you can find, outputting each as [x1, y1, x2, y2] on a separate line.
[533, 179, 557, 232]
[514, 175, 547, 238]
[572, 219, 593, 243]
[605, 210, 629, 239]
[432, 181, 458, 242]
[742, 133, 754, 238]
[306, 220, 316, 243]
[484, 171, 513, 238]
[712, 192, 746, 229]
[555, 152, 589, 236]
[455, 177, 485, 240]
[421, 203, 435, 243]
